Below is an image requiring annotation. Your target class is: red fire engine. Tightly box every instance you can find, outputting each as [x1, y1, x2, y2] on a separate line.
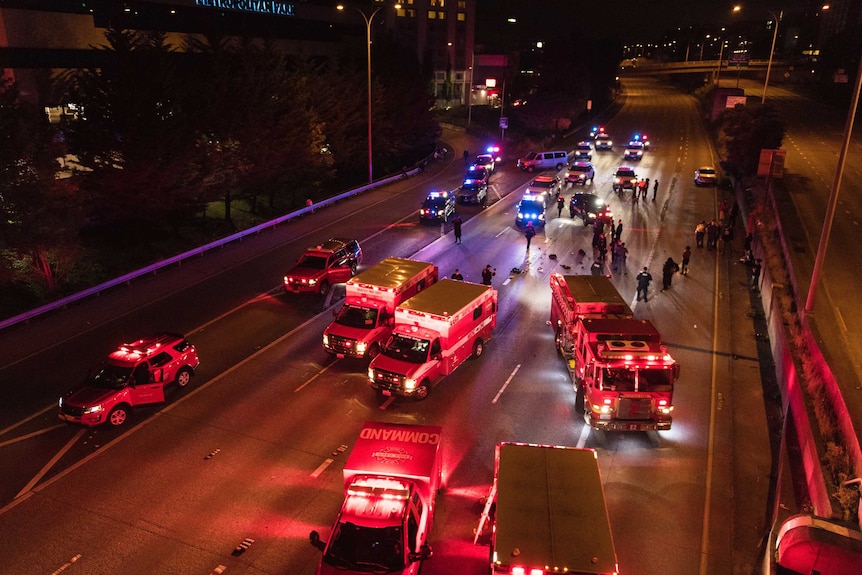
[549, 274, 680, 431]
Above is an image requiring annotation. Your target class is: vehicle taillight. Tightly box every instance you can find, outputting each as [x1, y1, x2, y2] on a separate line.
[511, 568, 544, 575]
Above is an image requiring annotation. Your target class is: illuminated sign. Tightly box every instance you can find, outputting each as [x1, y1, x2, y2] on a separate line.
[195, 0, 295, 16]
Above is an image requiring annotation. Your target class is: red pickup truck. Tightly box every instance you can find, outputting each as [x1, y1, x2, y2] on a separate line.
[283, 238, 362, 295]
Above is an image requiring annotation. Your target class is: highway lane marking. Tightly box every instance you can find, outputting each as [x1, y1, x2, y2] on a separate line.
[378, 396, 396, 410]
[295, 360, 339, 393]
[491, 364, 521, 404]
[310, 458, 334, 478]
[0, 308, 334, 516]
[0, 404, 54, 437]
[698, 231, 723, 575]
[15, 428, 84, 500]
[49, 553, 81, 575]
[0, 423, 66, 448]
[576, 423, 591, 449]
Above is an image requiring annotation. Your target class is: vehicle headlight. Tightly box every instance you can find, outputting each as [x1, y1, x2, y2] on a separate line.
[368, 367, 375, 380]
[404, 378, 417, 390]
[58, 397, 63, 407]
[83, 404, 104, 414]
[356, 341, 367, 354]
[308, 278, 317, 285]
[322, 334, 329, 346]
[517, 213, 524, 220]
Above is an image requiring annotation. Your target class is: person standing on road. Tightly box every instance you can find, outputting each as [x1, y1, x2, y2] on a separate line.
[463, 149, 470, 164]
[525, 221, 536, 249]
[653, 179, 659, 201]
[614, 242, 629, 274]
[636, 267, 653, 301]
[695, 220, 706, 248]
[481, 264, 496, 285]
[451, 269, 464, 280]
[706, 220, 720, 251]
[644, 178, 651, 200]
[750, 259, 762, 290]
[556, 194, 565, 218]
[661, 257, 680, 290]
[720, 224, 733, 255]
[681, 246, 692, 275]
[452, 215, 463, 244]
[614, 219, 623, 243]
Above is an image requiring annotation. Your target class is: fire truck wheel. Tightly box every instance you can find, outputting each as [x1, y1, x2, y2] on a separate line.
[108, 405, 130, 426]
[472, 339, 485, 358]
[318, 280, 330, 296]
[175, 368, 192, 388]
[554, 330, 563, 354]
[366, 343, 380, 360]
[414, 381, 430, 400]
[575, 385, 585, 414]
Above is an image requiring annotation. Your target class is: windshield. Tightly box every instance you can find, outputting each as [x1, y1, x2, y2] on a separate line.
[335, 305, 379, 329]
[92, 364, 133, 390]
[382, 334, 430, 364]
[601, 367, 673, 392]
[323, 522, 404, 573]
[296, 255, 328, 270]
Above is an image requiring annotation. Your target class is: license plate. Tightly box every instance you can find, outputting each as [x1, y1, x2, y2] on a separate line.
[382, 390, 392, 397]
[336, 353, 345, 359]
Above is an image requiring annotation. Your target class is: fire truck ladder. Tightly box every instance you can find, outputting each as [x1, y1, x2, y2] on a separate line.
[474, 481, 498, 544]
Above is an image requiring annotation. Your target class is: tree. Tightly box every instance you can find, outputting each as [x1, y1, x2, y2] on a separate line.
[0, 79, 85, 295]
[717, 102, 784, 177]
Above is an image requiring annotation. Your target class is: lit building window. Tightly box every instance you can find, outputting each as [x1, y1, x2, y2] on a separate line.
[457, 12, 464, 21]
[428, 10, 436, 18]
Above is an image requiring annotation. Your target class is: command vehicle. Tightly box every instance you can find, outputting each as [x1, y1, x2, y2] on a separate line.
[59, 333, 200, 427]
[368, 279, 497, 400]
[323, 258, 438, 360]
[283, 238, 362, 295]
[309, 421, 440, 575]
[477, 443, 619, 575]
[549, 274, 679, 431]
[419, 190, 456, 223]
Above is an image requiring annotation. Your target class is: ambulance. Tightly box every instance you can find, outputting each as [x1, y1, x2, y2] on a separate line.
[368, 279, 497, 400]
[323, 258, 438, 360]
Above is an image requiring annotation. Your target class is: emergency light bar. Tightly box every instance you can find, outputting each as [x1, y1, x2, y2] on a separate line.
[428, 191, 449, 199]
[348, 478, 411, 500]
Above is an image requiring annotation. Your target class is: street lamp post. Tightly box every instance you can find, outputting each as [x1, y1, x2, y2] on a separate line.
[762, 10, 783, 103]
[337, 3, 399, 184]
[715, 40, 727, 86]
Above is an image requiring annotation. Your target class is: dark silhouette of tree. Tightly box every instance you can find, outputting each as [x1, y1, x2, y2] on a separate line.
[717, 102, 784, 177]
[0, 79, 85, 295]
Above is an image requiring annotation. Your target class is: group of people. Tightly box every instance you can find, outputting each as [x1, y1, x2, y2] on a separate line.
[633, 178, 659, 202]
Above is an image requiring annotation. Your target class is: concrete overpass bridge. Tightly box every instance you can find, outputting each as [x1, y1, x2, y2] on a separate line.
[620, 58, 793, 85]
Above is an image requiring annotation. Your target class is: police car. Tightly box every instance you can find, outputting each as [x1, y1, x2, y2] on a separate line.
[516, 193, 546, 228]
[624, 140, 645, 161]
[419, 190, 456, 222]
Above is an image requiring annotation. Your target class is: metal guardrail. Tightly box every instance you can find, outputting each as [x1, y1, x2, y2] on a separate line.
[0, 168, 421, 332]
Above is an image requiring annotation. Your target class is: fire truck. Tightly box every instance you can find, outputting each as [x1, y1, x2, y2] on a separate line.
[323, 258, 438, 360]
[477, 443, 619, 575]
[549, 274, 679, 431]
[368, 279, 497, 400]
[309, 421, 441, 575]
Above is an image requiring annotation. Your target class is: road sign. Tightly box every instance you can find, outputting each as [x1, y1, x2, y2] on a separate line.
[499, 117, 508, 129]
[728, 52, 751, 65]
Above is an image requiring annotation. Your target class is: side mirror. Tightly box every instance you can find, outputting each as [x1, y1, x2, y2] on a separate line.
[309, 531, 325, 551]
[433, 353, 443, 361]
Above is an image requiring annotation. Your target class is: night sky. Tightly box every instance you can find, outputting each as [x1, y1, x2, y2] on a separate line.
[475, 0, 807, 45]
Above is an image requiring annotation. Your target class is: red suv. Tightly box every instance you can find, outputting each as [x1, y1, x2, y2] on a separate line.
[59, 333, 200, 427]
[283, 238, 362, 295]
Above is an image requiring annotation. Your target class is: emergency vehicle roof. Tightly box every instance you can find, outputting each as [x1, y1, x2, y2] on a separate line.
[581, 317, 661, 340]
[348, 258, 433, 291]
[557, 275, 632, 316]
[495, 443, 618, 574]
[397, 279, 492, 317]
[345, 421, 442, 481]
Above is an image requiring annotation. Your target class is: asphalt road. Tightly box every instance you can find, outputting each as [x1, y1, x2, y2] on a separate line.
[0, 77, 780, 575]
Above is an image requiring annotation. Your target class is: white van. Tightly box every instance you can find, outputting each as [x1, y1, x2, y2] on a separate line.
[517, 150, 571, 172]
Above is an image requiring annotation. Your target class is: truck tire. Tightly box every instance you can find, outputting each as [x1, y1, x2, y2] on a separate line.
[527, 165, 535, 173]
[575, 384, 585, 415]
[350, 262, 358, 276]
[366, 343, 380, 360]
[414, 380, 430, 401]
[554, 330, 564, 355]
[472, 339, 484, 358]
[175, 367, 192, 388]
[555, 163, 564, 171]
[318, 280, 330, 296]
[108, 405, 130, 427]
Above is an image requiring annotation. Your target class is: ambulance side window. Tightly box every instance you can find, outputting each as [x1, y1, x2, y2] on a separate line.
[407, 507, 420, 550]
[473, 305, 481, 320]
[430, 339, 442, 356]
[417, 278, 426, 291]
